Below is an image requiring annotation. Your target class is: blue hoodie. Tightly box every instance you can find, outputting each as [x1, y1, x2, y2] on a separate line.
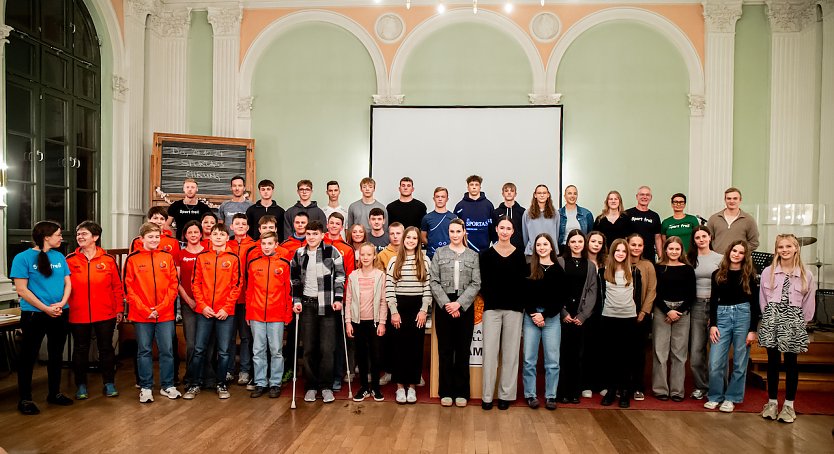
[454, 192, 494, 253]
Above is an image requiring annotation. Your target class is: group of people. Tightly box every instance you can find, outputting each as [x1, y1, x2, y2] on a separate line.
[9, 175, 816, 424]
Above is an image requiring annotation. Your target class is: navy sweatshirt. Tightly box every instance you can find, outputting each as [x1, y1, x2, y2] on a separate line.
[454, 192, 494, 253]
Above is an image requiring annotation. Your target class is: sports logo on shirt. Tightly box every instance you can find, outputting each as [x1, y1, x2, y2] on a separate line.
[274, 267, 283, 275]
[159, 261, 168, 269]
[95, 263, 107, 271]
[221, 261, 232, 269]
[162, 244, 173, 252]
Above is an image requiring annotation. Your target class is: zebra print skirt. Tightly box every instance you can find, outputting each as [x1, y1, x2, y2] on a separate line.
[758, 303, 809, 354]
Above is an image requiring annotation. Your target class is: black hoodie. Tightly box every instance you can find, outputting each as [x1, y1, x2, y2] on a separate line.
[246, 200, 286, 240]
[492, 201, 526, 249]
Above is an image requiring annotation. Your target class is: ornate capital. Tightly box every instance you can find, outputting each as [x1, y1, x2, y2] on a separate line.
[766, 0, 816, 32]
[148, 8, 191, 38]
[702, 1, 743, 33]
[237, 97, 254, 118]
[372, 94, 405, 105]
[207, 7, 242, 37]
[528, 93, 562, 105]
[112, 75, 128, 101]
[0, 24, 13, 44]
[688, 94, 705, 116]
[126, 0, 157, 20]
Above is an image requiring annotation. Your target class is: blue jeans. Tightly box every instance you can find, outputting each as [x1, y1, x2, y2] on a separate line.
[251, 321, 285, 387]
[522, 314, 561, 399]
[190, 315, 236, 386]
[135, 321, 175, 390]
[707, 304, 751, 403]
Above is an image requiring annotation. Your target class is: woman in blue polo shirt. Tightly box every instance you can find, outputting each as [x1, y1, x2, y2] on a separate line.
[10, 221, 74, 415]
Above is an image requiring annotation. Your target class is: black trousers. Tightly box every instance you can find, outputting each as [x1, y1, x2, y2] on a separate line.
[602, 315, 637, 395]
[435, 298, 474, 399]
[558, 322, 585, 399]
[767, 348, 798, 401]
[391, 295, 425, 386]
[300, 298, 337, 391]
[353, 320, 383, 389]
[18, 311, 69, 401]
[631, 315, 652, 393]
[71, 318, 117, 386]
[580, 311, 603, 392]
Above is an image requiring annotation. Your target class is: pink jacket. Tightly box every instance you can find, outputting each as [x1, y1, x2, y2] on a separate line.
[759, 264, 817, 322]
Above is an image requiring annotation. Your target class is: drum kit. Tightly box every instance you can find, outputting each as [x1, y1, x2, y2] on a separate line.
[797, 237, 834, 329]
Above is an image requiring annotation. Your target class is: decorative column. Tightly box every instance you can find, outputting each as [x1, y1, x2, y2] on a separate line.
[694, 0, 742, 217]
[819, 0, 834, 285]
[208, 7, 242, 138]
[146, 8, 190, 135]
[0, 23, 16, 301]
[765, 0, 818, 204]
[687, 93, 707, 215]
[527, 94, 562, 105]
[372, 95, 405, 105]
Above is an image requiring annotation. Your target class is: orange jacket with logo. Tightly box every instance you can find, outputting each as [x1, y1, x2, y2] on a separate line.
[130, 229, 181, 256]
[123, 249, 179, 322]
[192, 247, 242, 316]
[245, 254, 292, 323]
[66, 247, 124, 324]
[228, 236, 255, 304]
[324, 236, 355, 277]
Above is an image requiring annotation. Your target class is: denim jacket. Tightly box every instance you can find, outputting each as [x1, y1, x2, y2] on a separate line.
[429, 246, 481, 312]
[558, 205, 595, 245]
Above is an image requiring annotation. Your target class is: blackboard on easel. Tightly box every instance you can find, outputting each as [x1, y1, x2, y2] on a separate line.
[150, 132, 256, 207]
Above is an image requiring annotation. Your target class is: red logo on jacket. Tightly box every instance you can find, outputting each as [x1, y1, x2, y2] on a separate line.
[273, 268, 283, 275]
[95, 263, 107, 271]
[159, 261, 168, 269]
[162, 244, 173, 252]
[221, 261, 232, 269]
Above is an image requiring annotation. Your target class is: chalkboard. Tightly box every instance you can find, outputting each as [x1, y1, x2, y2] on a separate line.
[150, 133, 256, 207]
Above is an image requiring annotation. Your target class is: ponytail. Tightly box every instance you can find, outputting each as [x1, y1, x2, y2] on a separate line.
[32, 221, 62, 277]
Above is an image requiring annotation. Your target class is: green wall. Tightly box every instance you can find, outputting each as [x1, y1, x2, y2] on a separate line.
[251, 22, 377, 206]
[732, 5, 771, 206]
[187, 10, 213, 136]
[401, 22, 532, 105]
[555, 21, 690, 218]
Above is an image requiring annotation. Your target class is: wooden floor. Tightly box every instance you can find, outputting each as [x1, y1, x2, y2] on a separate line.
[0, 365, 832, 453]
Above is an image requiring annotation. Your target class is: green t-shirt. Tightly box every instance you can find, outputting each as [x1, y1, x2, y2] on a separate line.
[661, 214, 700, 252]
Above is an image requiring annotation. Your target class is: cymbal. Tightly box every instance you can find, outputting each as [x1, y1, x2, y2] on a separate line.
[798, 236, 817, 246]
[812, 261, 831, 267]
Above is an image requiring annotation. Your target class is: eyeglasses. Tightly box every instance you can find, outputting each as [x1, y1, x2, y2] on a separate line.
[672, 200, 686, 205]
[298, 188, 311, 192]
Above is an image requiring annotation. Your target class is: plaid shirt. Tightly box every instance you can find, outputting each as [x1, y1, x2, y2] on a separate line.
[290, 244, 345, 315]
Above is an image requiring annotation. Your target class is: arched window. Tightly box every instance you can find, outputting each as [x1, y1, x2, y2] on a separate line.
[5, 0, 100, 258]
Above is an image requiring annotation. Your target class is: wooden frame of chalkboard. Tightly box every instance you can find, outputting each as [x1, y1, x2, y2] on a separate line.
[150, 132, 256, 207]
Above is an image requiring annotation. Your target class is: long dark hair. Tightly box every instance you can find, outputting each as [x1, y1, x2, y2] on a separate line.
[528, 184, 556, 219]
[687, 225, 713, 268]
[32, 221, 62, 277]
[560, 229, 587, 259]
[715, 240, 755, 294]
[529, 233, 558, 280]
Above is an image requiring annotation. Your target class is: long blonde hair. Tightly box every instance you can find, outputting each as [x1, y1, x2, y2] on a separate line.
[597, 190, 624, 221]
[604, 238, 632, 285]
[657, 236, 691, 266]
[391, 226, 427, 282]
[770, 234, 810, 293]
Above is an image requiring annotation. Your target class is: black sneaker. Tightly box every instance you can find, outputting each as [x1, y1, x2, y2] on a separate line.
[353, 387, 369, 402]
[619, 396, 631, 408]
[526, 397, 540, 409]
[268, 386, 281, 399]
[250, 386, 266, 398]
[18, 400, 40, 415]
[372, 389, 384, 402]
[47, 393, 74, 406]
[545, 398, 558, 411]
[601, 394, 616, 406]
[497, 399, 510, 410]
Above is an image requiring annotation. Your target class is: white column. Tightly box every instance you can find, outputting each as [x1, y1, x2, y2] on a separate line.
[765, 0, 818, 204]
[208, 7, 242, 138]
[146, 8, 190, 135]
[694, 0, 742, 217]
[0, 23, 16, 301]
[819, 0, 834, 286]
[687, 94, 707, 214]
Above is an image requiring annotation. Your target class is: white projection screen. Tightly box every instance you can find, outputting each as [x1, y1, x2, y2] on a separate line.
[370, 106, 563, 208]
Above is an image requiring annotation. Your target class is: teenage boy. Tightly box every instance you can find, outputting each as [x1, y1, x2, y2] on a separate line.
[246, 179, 285, 241]
[421, 187, 458, 259]
[323, 181, 349, 234]
[387, 177, 427, 230]
[218, 176, 253, 228]
[184, 224, 241, 400]
[166, 178, 212, 240]
[454, 175, 493, 253]
[245, 215, 288, 264]
[226, 214, 255, 388]
[284, 180, 326, 238]
[347, 177, 387, 232]
[280, 211, 308, 383]
[131, 206, 181, 256]
[246, 232, 293, 399]
[491, 182, 525, 250]
[324, 212, 355, 391]
[660, 193, 700, 252]
[375, 223, 404, 272]
[625, 186, 662, 261]
[290, 220, 346, 404]
[367, 208, 390, 252]
[706, 187, 760, 253]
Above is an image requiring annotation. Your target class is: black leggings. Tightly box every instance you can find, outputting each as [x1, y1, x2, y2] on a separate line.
[71, 319, 117, 386]
[766, 348, 798, 401]
[18, 311, 69, 401]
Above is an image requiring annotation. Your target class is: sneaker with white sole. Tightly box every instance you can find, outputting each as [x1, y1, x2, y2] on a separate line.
[217, 385, 230, 399]
[690, 389, 706, 400]
[703, 401, 720, 410]
[406, 387, 417, 404]
[581, 390, 592, 399]
[139, 388, 154, 403]
[353, 388, 369, 402]
[418, 376, 425, 387]
[395, 388, 406, 404]
[761, 401, 779, 420]
[379, 373, 392, 386]
[321, 389, 335, 403]
[441, 397, 453, 407]
[455, 398, 467, 408]
[777, 405, 796, 423]
[599, 389, 608, 397]
[304, 390, 317, 402]
[160, 387, 181, 399]
[246, 380, 256, 391]
[237, 372, 250, 386]
[183, 385, 200, 400]
[633, 391, 645, 401]
[719, 401, 735, 413]
[372, 389, 384, 402]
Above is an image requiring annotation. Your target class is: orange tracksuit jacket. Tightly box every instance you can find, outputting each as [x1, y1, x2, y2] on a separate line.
[129, 229, 181, 256]
[324, 236, 355, 277]
[123, 249, 179, 322]
[245, 254, 292, 323]
[66, 247, 124, 324]
[192, 247, 242, 316]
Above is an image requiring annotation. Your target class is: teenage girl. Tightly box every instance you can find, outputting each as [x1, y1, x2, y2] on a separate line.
[687, 226, 722, 400]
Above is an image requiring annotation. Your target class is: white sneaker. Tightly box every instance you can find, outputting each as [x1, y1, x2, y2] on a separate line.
[395, 388, 406, 404]
[183, 386, 200, 400]
[777, 405, 796, 423]
[406, 387, 417, 404]
[217, 385, 231, 399]
[321, 389, 335, 403]
[441, 397, 453, 407]
[761, 401, 779, 420]
[304, 390, 317, 402]
[418, 376, 425, 387]
[237, 372, 250, 386]
[633, 391, 645, 401]
[581, 390, 592, 399]
[380, 373, 392, 386]
[719, 401, 735, 413]
[599, 389, 608, 397]
[160, 387, 181, 399]
[139, 388, 154, 403]
[703, 401, 720, 410]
